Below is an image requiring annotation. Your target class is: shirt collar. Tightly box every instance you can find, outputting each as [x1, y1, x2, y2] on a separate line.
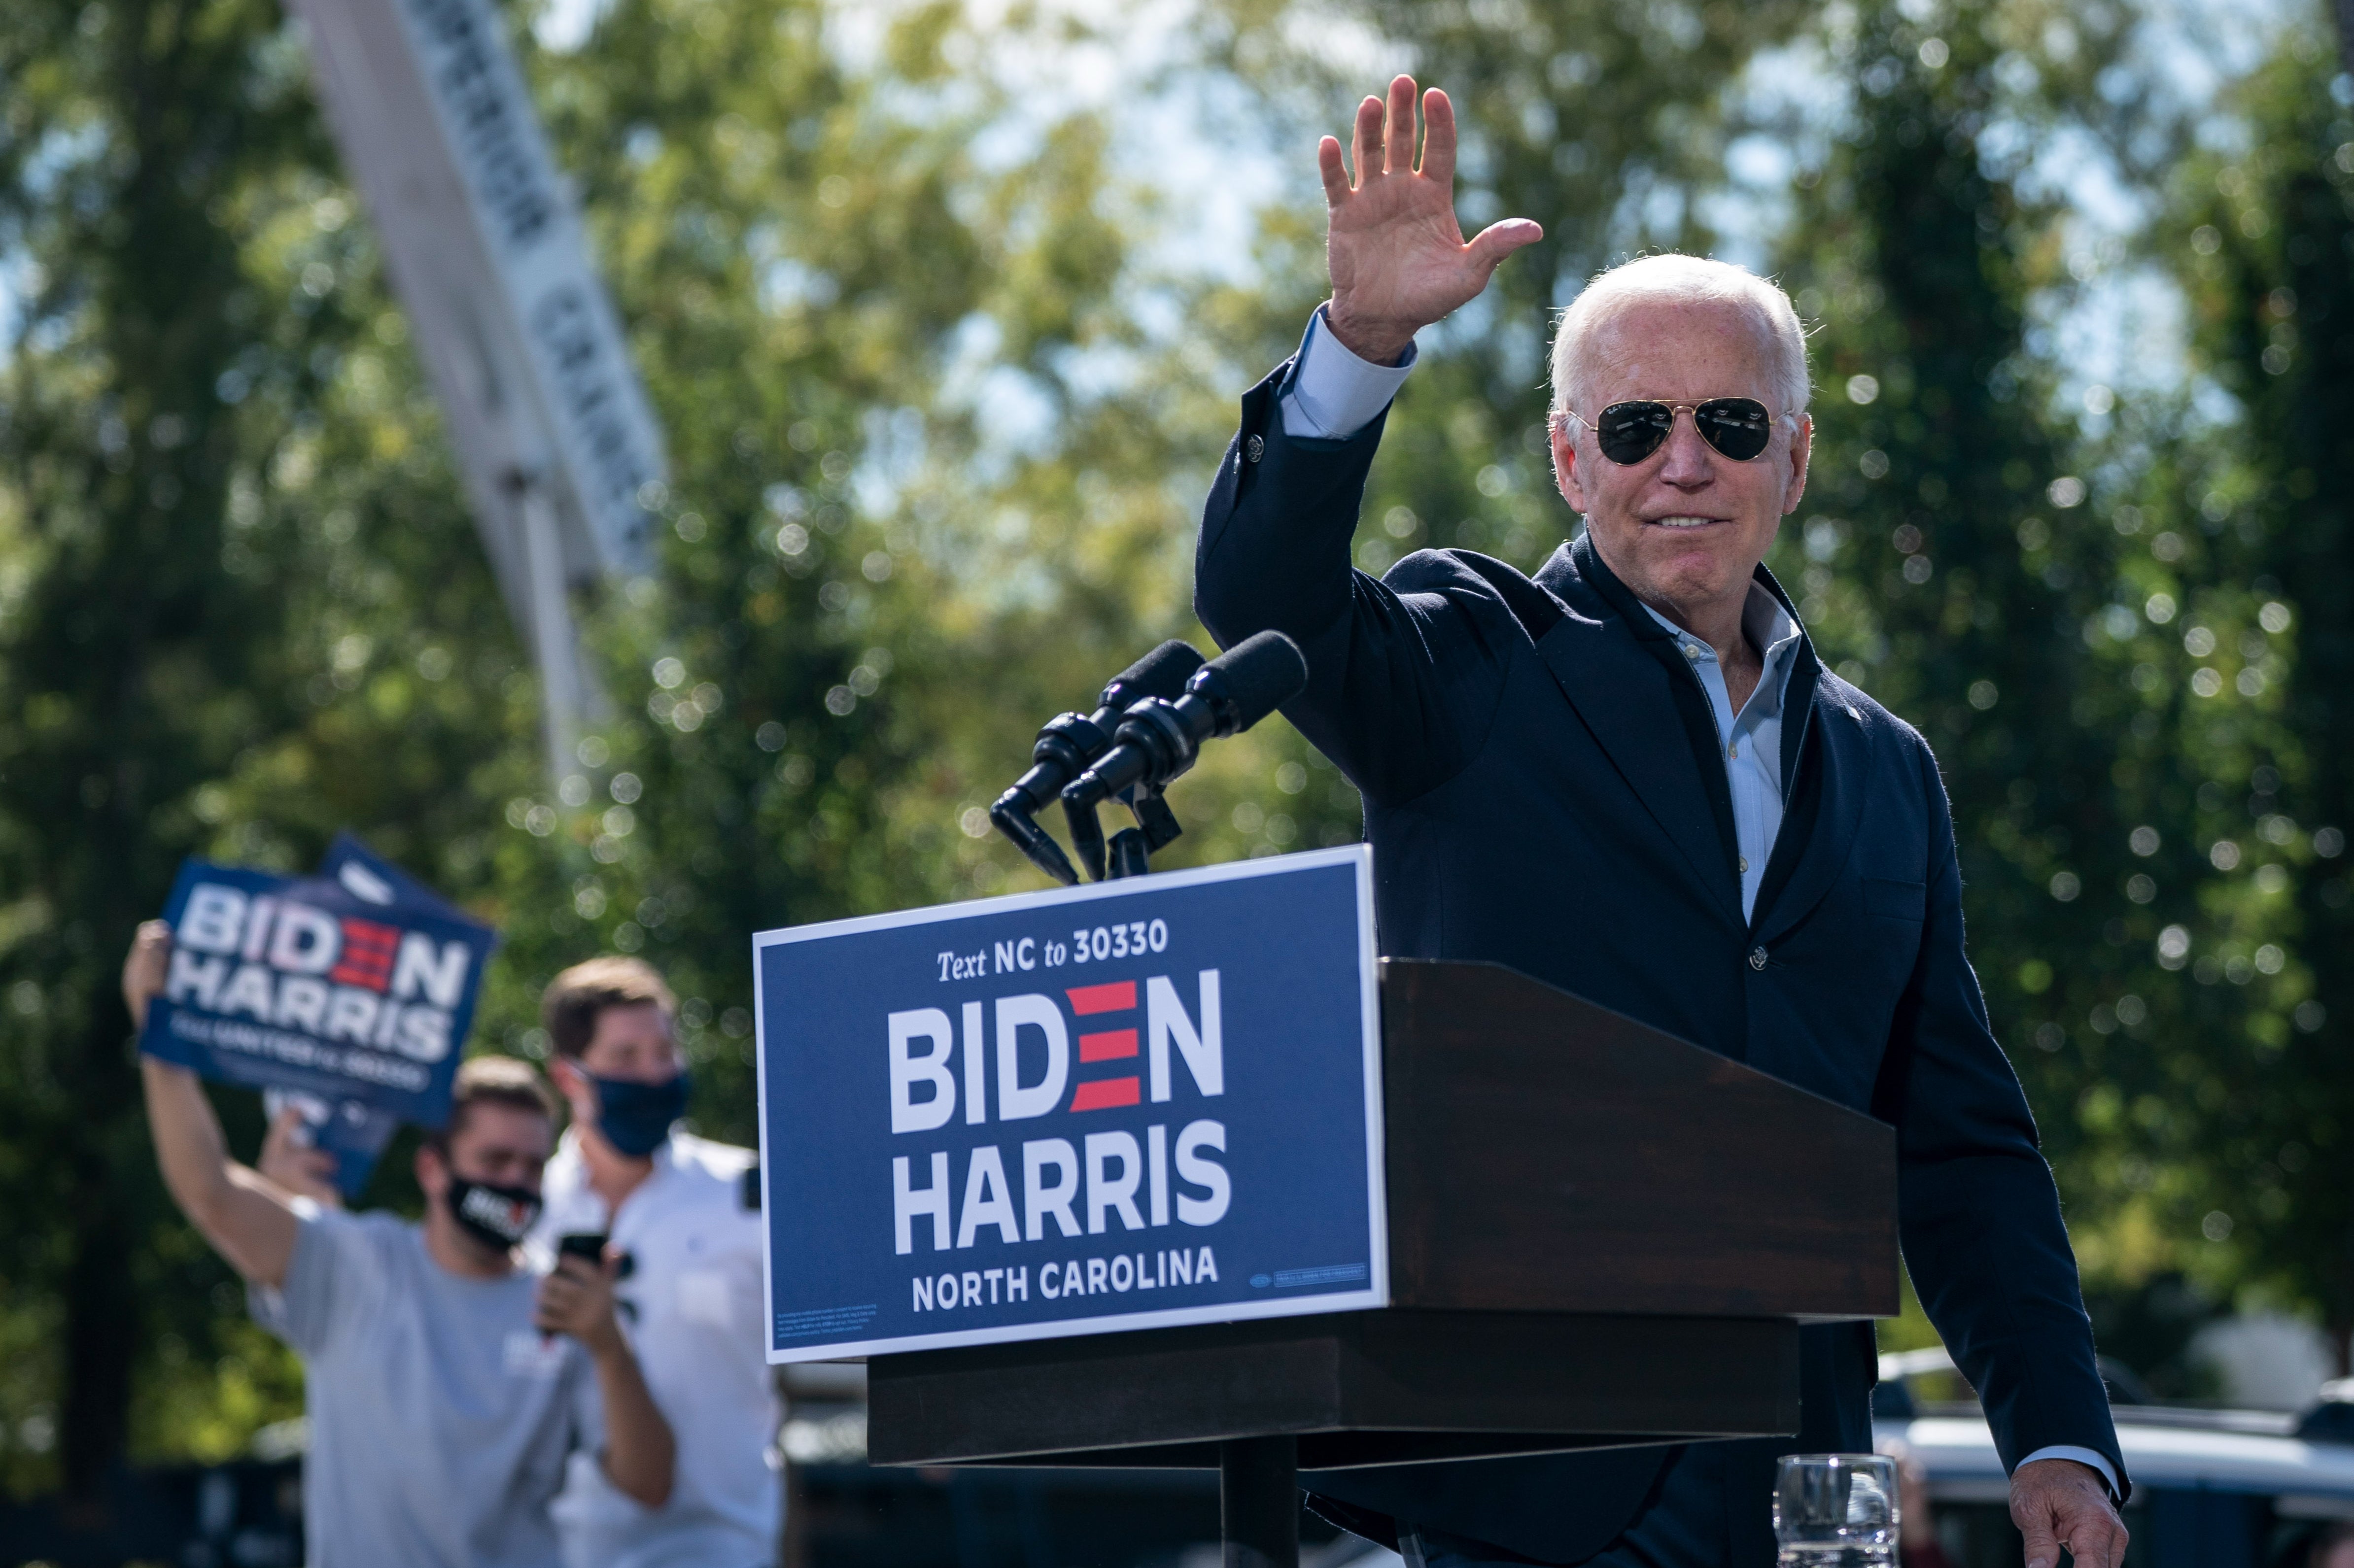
[1639, 584, 1797, 663]
[1743, 583, 1803, 672]
[547, 1124, 681, 1196]
[1639, 583, 1802, 711]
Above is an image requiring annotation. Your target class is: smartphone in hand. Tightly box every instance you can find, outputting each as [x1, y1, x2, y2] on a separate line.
[556, 1231, 608, 1267]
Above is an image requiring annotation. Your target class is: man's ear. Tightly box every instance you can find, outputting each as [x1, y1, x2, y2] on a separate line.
[1551, 418, 1590, 513]
[1780, 412, 1813, 516]
[549, 1056, 589, 1108]
[416, 1142, 447, 1201]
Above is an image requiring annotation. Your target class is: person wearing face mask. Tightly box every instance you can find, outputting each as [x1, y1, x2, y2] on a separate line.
[121, 921, 674, 1568]
[524, 956, 779, 1568]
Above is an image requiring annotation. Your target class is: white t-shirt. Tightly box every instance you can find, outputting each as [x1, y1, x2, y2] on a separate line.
[252, 1208, 601, 1568]
[529, 1127, 778, 1568]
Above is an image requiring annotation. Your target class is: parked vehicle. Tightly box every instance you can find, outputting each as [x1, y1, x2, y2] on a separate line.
[1876, 1350, 2354, 1568]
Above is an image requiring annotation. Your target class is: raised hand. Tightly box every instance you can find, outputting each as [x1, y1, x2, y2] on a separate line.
[122, 919, 172, 1031]
[257, 1105, 345, 1209]
[1319, 76, 1543, 366]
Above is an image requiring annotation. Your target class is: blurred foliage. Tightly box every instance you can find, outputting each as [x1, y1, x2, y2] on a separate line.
[1783, 0, 2354, 1363]
[5, 0, 2354, 1505]
[1776, 0, 2354, 1360]
[2155, 20, 2354, 1342]
[0, 0, 337, 1500]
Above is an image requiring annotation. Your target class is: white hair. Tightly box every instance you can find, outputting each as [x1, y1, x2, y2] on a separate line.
[1548, 253, 1811, 425]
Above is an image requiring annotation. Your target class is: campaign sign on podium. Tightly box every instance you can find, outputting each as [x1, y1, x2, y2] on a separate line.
[752, 846, 1384, 1363]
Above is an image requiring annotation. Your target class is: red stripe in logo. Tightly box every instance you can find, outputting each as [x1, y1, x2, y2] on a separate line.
[1069, 1077, 1141, 1112]
[330, 918, 401, 992]
[1078, 1029, 1138, 1063]
[1066, 981, 1137, 1015]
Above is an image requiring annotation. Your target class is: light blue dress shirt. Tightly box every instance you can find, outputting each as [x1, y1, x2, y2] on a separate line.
[1281, 307, 1417, 439]
[1637, 595, 1801, 922]
[1275, 307, 2124, 1499]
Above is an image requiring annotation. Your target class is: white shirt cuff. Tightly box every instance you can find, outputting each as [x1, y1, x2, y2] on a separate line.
[1279, 306, 1417, 440]
[2018, 1444, 2121, 1500]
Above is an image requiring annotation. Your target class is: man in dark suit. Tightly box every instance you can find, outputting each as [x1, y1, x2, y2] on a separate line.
[1194, 74, 2129, 1568]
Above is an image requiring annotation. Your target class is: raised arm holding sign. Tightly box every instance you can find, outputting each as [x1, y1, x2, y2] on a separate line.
[128, 923, 304, 1287]
[124, 864, 676, 1561]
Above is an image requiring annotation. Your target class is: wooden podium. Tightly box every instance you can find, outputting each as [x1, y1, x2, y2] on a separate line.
[865, 959, 1898, 1563]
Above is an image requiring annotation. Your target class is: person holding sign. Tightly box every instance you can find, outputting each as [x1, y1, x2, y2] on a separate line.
[124, 922, 675, 1568]
[1193, 77, 2127, 1568]
[137, 837, 500, 1197]
[525, 957, 779, 1568]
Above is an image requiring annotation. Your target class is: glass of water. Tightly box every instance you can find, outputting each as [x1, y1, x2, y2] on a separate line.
[1773, 1453, 1898, 1566]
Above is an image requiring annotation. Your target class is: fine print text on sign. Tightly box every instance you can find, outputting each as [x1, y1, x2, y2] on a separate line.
[753, 846, 1384, 1362]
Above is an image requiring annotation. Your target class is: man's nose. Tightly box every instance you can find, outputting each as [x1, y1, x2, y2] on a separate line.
[1654, 410, 1715, 486]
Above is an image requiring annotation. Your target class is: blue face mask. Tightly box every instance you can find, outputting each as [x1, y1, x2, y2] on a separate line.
[590, 1072, 689, 1159]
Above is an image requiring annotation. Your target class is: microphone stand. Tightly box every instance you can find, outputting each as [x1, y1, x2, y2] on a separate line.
[1064, 631, 1308, 884]
[1102, 789, 1181, 881]
[1107, 829, 1151, 880]
[990, 643, 1207, 886]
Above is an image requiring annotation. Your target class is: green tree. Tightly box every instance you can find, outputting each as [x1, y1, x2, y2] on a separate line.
[2160, 17, 2354, 1357]
[1778, 0, 2353, 1371]
[0, 0, 1295, 1493]
[1773, 0, 2275, 1313]
[473, 0, 1263, 1108]
[0, 0, 338, 1500]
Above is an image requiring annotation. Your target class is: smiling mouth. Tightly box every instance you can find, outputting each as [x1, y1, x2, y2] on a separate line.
[1647, 515, 1727, 529]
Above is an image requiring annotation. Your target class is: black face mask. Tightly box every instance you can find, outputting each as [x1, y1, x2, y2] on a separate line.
[445, 1176, 542, 1253]
[590, 1072, 690, 1159]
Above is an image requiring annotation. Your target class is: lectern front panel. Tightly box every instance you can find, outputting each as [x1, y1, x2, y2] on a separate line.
[868, 1309, 1800, 1469]
[1381, 960, 1900, 1321]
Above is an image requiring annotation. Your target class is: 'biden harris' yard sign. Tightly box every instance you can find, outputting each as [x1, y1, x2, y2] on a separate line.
[752, 846, 1385, 1362]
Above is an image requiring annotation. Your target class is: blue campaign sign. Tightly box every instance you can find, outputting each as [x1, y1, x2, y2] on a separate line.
[261, 1087, 404, 1196]
[140, 856, 497, 1191]
[753, 846, 1385, 1363]
[285, 835, 495, 1192]
[320, 831, 473, 920]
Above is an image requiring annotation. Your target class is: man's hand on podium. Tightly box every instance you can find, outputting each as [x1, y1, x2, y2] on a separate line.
[2009, 1456, 2126, 1568]
[1318, 75, 1543, 367]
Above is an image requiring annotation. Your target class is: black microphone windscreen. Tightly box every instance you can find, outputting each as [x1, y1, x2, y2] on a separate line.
[1108, 639, 1207, 703]
[1205, 630, 1308, 731]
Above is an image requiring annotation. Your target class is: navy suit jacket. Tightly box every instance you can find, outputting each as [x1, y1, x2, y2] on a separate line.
[1194, 361, 2125, 1564]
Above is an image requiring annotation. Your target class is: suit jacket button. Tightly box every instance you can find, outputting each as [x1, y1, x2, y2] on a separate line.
[1245, 434, 1265, 463]
[1748, 946, 1768, 971]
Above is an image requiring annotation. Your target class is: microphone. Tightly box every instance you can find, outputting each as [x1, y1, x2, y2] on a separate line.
[989, 640, 1206, 886]
[1060, 630, 1308, 881]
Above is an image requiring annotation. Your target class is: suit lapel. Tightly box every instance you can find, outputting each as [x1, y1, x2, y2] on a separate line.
[1752, 681, 1870, 946]
[1531, 542, 1743, 920]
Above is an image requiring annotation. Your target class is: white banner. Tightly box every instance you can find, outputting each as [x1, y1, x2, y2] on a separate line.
[386, 0, 665, 574]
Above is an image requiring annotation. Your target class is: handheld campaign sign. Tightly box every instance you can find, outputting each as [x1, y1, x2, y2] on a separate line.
[321, 831, 472, 919]
[261, 1087, 403, 1195]
[753, 846, 1384, 1363]
[283, 835, 495, 1192]
[140, 850, 496, 1193]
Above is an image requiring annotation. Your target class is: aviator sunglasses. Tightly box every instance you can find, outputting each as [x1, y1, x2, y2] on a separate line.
[1570, 398, 1779, 465]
